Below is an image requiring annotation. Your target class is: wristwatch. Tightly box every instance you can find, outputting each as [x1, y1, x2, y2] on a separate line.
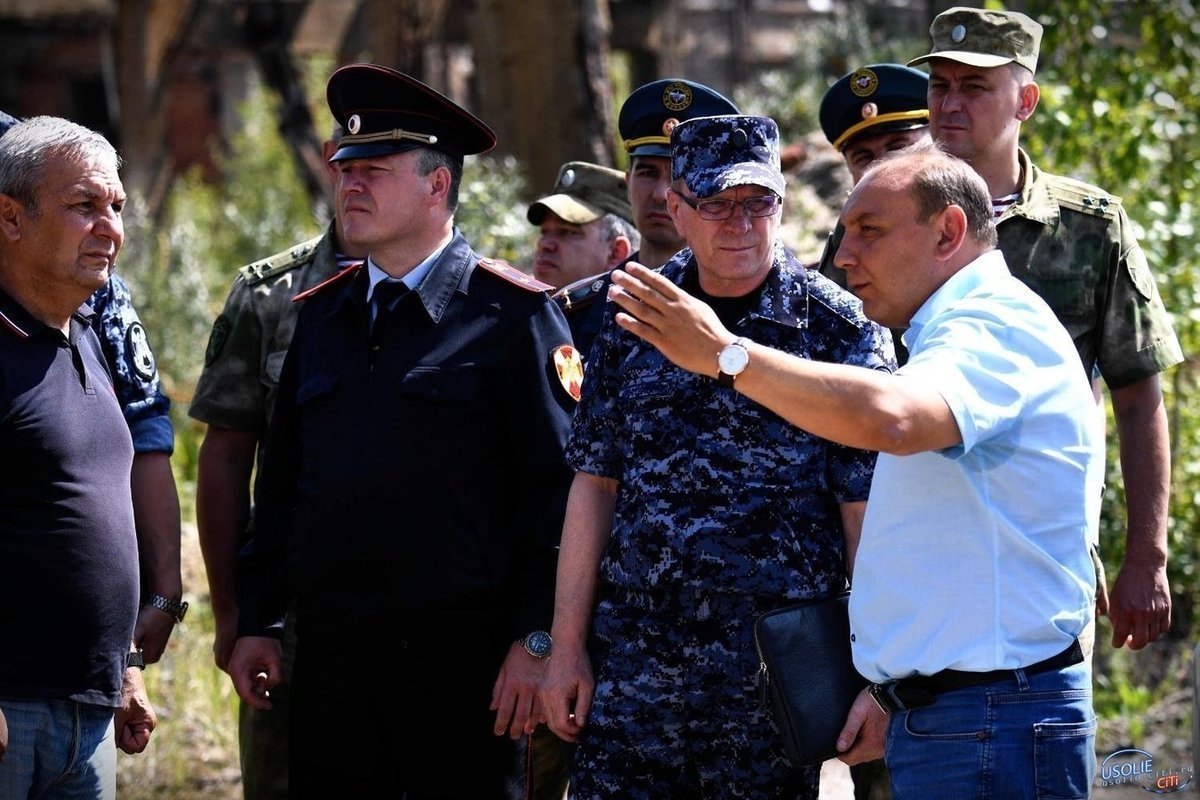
[521, 630, 553, 659]
[717, 337, 751, 388]
[146, 593, 189, 623]
[127, 648, 146, 670]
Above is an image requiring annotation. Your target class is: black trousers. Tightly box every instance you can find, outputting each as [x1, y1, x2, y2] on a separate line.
[287, 600, 515, 799]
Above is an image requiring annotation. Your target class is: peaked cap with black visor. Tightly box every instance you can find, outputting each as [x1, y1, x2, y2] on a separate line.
[326, 63, 497, 163]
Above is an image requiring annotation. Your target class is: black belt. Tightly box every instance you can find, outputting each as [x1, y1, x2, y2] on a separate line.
[869, 638, 1084, 715]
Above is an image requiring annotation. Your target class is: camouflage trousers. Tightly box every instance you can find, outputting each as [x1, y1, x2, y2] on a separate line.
[570, 587, 820, 799]
[238, 607, 296, 800]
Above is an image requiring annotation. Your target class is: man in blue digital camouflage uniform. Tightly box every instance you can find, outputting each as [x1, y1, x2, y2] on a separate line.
[552, 79, 739, 359]
[0, 109, 184, 667]
[539, 115, 894, 799]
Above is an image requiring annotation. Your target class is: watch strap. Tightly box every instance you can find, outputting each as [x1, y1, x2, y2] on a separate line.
[146, 593, 189, 623]
[127, 648, 146, 670]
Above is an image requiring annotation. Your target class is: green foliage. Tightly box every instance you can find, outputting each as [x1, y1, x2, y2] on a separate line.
[455, 153, 532, 265]
[737, 4, 928, 142]
[1093, 647, 1156, 744]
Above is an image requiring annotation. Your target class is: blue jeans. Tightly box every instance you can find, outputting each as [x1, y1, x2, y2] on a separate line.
[0, 698, 117, 799]
[885, 660, 1095, 800]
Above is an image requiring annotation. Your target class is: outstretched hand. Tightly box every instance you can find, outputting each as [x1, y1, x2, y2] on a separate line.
[608, 264, 733, 377]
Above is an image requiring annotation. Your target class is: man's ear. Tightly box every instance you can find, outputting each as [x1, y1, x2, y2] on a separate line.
[1016, 80, 1040, 122]
[608, 235, 633, 269]
[427, 165, 452, 207]
[936, 204, 968, 258]
[0, 194, 24, 242]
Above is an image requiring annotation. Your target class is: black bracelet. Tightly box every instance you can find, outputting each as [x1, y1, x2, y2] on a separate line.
[145, 593, 189, 623]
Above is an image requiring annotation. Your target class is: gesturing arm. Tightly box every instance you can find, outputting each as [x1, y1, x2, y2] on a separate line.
[608, 264, 960, 455]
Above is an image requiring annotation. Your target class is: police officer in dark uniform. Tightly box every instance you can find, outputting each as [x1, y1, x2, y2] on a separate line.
[552, 78, 739, 358]
[227, 64, 578, 799]
[815, 64, 930, 368]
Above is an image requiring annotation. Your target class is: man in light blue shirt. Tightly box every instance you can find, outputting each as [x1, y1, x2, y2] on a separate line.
[602, 141, 1101, 798]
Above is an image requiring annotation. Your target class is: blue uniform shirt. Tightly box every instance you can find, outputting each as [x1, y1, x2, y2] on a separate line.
[89, 274, 174, 453]
[568, 243, 895, 602]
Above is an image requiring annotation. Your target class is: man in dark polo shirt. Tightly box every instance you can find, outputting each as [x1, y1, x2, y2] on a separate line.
[0, 116, 156, 795]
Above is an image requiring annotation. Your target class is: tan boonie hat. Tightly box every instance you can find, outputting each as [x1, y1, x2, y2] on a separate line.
[527, 161, 631, 226]
[908, 7, 1043, 75]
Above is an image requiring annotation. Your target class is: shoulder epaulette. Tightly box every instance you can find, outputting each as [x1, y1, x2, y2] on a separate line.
[292, 262, 363, 303]
[476, 258, 554, 293]
[552, 270, 613, 312]
[239, 235, 324, 286]
[1045, 174, 1122, 219]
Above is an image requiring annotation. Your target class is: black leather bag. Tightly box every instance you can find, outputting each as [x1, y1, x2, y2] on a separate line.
[753, 591, 866, 766]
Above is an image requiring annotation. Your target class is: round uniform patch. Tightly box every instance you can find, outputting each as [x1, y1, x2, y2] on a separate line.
[205, 314, 232, 366]
[850, 68, 879, 98]
[552, 344, 584, 402]
[126, 321, 156, 381]
[662, 82, 693, 112]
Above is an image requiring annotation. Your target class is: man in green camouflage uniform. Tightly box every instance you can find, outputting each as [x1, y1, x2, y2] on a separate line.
[189, 131, 364, 800]
[909, 7, 1183, 650]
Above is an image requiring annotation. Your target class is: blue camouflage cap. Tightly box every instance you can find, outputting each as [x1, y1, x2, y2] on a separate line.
[671, 115, 785, 199]
[619, 78, 740, 158]
[820, 64, 929, 152]
[0, 109, 18, 137]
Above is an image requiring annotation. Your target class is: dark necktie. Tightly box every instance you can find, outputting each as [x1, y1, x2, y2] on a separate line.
[371, 280, 409, 331]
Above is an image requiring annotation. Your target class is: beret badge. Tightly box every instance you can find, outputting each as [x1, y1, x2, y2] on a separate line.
[662, 82, 693, 112]
[850, 68, 879, 98]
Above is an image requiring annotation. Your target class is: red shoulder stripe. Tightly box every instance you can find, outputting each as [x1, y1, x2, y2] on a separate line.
[292, 262, 363, 302]
[476, 258, 554, 293]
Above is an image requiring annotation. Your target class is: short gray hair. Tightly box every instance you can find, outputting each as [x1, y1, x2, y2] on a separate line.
[0, 116, 121, 213]
[596, 212, 640, 249]
[413, 147, 463, 213]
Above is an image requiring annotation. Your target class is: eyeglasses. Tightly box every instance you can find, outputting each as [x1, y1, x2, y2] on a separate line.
[673, 191, 781, 221]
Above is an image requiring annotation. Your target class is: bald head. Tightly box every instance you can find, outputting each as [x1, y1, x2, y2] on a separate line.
[863, 142, 996, 248]
[835, 142, 997, 328]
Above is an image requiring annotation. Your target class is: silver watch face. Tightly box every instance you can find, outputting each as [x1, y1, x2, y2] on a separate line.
[718, 342, 749, 376]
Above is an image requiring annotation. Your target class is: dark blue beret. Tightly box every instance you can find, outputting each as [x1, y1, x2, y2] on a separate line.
[619, 78, 739, 159]
[326, 64, 496, 162]
[819, 64, 929, 152]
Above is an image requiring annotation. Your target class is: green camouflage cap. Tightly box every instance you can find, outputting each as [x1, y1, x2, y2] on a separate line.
[908, 7, 1042, 74]
[528, 161, 631, 226]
